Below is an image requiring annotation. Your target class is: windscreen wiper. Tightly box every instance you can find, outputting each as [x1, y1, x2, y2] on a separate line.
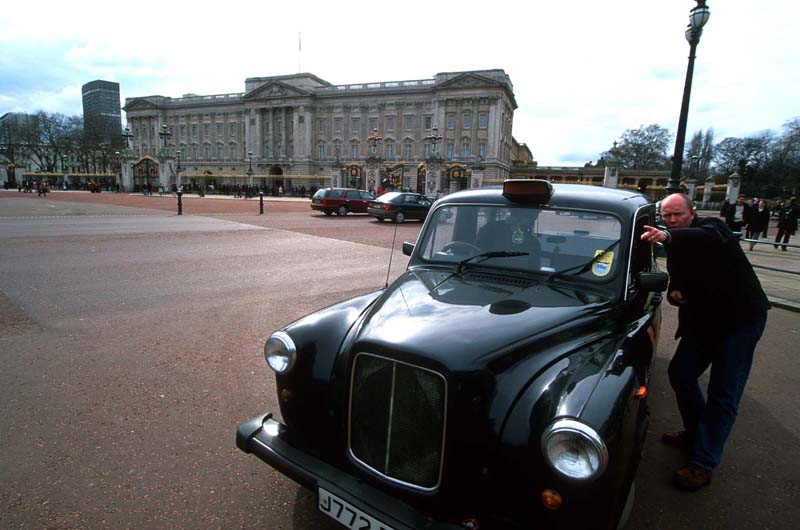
[429, 251, 531, 292]
[457, 251, 529, 274]
[547, 239, 620, 281]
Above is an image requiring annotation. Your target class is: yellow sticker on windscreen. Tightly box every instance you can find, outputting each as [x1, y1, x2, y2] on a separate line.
[592, 250, 614, 277]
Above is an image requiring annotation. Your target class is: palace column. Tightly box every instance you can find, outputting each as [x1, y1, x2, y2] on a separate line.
[281, 107, 287, 158]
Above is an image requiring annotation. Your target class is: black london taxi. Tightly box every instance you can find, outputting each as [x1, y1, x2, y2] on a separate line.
[236, 180, 668, 530]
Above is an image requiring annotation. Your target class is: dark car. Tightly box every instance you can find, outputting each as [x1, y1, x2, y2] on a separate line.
[237, 180, 668, 530]
[367, 192, 433, 223]
[311, 188, 375, 216]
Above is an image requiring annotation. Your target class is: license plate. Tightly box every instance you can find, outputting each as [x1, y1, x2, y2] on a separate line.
[318, 488, 395, 530]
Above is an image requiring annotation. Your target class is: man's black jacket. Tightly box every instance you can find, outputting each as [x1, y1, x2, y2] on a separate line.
[666, 216, 769, 339]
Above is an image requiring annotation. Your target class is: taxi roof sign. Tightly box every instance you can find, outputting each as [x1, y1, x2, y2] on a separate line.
[503, 179, 553, 204]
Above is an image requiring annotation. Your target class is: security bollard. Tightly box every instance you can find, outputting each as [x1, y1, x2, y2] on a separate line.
[177, 191, 183, 215]
[259, 191, 264, 215]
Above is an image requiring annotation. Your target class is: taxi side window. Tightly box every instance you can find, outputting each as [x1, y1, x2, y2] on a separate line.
[631, 214, 654, 276]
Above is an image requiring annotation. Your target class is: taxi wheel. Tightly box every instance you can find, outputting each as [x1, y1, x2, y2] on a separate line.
[337, 206, 348, 216]
[393, 211, 405, 224]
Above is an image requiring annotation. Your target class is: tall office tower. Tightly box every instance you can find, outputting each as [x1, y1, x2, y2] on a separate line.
[82, 80, 122, 144]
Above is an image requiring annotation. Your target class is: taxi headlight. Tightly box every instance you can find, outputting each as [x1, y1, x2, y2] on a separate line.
[541, 419, 608, 481]
[264, 331, 296, 374]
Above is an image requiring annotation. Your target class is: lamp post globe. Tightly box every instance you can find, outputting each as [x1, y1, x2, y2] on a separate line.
[667, 1, 710, 196]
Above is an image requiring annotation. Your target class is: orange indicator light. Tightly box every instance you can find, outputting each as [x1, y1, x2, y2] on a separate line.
[636, 386, 648, 400]
[541, 489, 563, 510]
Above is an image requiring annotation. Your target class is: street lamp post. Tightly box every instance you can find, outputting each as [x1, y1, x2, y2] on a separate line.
[425, 125, 443, 159]
[159, 124, 172, 155]
[175, 152, 183, 192]
[667, 0, 711, 195]
[424, 125, 444, 197]
[122, 127, 133, 151]
[114, 151, 121, 191]
[333, 154, 344, 187]
[367, 128, 383, 158]
[367, 128, 384, 191]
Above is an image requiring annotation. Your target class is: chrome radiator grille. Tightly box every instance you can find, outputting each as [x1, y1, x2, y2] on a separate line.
[349, 353, 446, 490]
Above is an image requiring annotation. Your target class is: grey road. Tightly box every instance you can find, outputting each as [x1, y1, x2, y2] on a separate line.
[1, 197, 797, 530]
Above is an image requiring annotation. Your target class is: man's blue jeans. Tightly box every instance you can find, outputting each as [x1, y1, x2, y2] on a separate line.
[667, 313, 767, 471]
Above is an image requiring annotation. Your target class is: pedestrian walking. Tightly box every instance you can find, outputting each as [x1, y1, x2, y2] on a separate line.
[640, 193, 769, 491]
[721, 194, 751, 233]
[773, 197, 799, 251]
[746, 199, 770, 250]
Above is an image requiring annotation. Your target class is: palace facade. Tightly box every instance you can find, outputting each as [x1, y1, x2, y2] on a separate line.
[123, 70, 517, 194]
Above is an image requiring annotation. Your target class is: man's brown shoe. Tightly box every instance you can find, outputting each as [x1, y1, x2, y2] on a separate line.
[661, 430, 692, 450]
[673, 465, 712, 491]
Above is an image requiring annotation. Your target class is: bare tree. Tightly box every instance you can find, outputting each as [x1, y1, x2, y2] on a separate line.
[601, 124, 672, 169]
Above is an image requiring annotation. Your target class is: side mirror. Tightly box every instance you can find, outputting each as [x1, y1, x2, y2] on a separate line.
[638, 271, 668, 292]
[402, 241, 415, 256]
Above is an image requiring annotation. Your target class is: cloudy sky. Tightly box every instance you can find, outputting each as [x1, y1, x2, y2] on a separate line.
[1, 0, 798, 166]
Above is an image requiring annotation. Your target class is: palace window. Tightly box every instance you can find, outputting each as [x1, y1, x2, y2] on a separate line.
[479, 113, 488, 129]
[369, 118, 377, 132]
[404, 143, 412, 159]
[351, 143, 359, 158]
[424, 116, 432, 130]
[447, 114, 455, 130]
[462, 142, 471, 158]
[230, 124, 236, 137]
[192, 146, 198, 159]
[405, 115, 414, 130]
[386, 116, 395, 132]
[230, 144, 237, 159]
[446, 143, 454, 160]
[204, 124, 210, 138]
[463, 113, 472, 129]
[192, 125, 197, 139]
[479, 143, 486, 158]
[180, 125, 186, 139]
[217, 144, 224, 160]
[334, 118, 343, 134]
[385, 143, 394, 159]
[216, 124, 222, 137]
[351, 118, 360, 135]
[319, 143, 326, 159]
[424, 143, 431, 158]
[204, 146, 210, 160]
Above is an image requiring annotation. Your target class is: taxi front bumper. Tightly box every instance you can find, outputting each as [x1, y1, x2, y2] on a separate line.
[236, 413, 462, 530]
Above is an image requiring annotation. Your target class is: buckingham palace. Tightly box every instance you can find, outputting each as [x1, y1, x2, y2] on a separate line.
[122, 69, 516, 195]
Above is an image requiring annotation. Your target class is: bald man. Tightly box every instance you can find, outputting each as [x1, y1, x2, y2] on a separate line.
[642, 193, 768, 491]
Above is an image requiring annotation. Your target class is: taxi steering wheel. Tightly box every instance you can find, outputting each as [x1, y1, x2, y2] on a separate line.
[441, 241, 482, 256]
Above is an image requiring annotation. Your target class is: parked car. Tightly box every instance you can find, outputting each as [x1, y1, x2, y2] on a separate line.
[367, 192, 433, 223]
[237, 180, 668, 530]
[311, 188, 375, 216]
